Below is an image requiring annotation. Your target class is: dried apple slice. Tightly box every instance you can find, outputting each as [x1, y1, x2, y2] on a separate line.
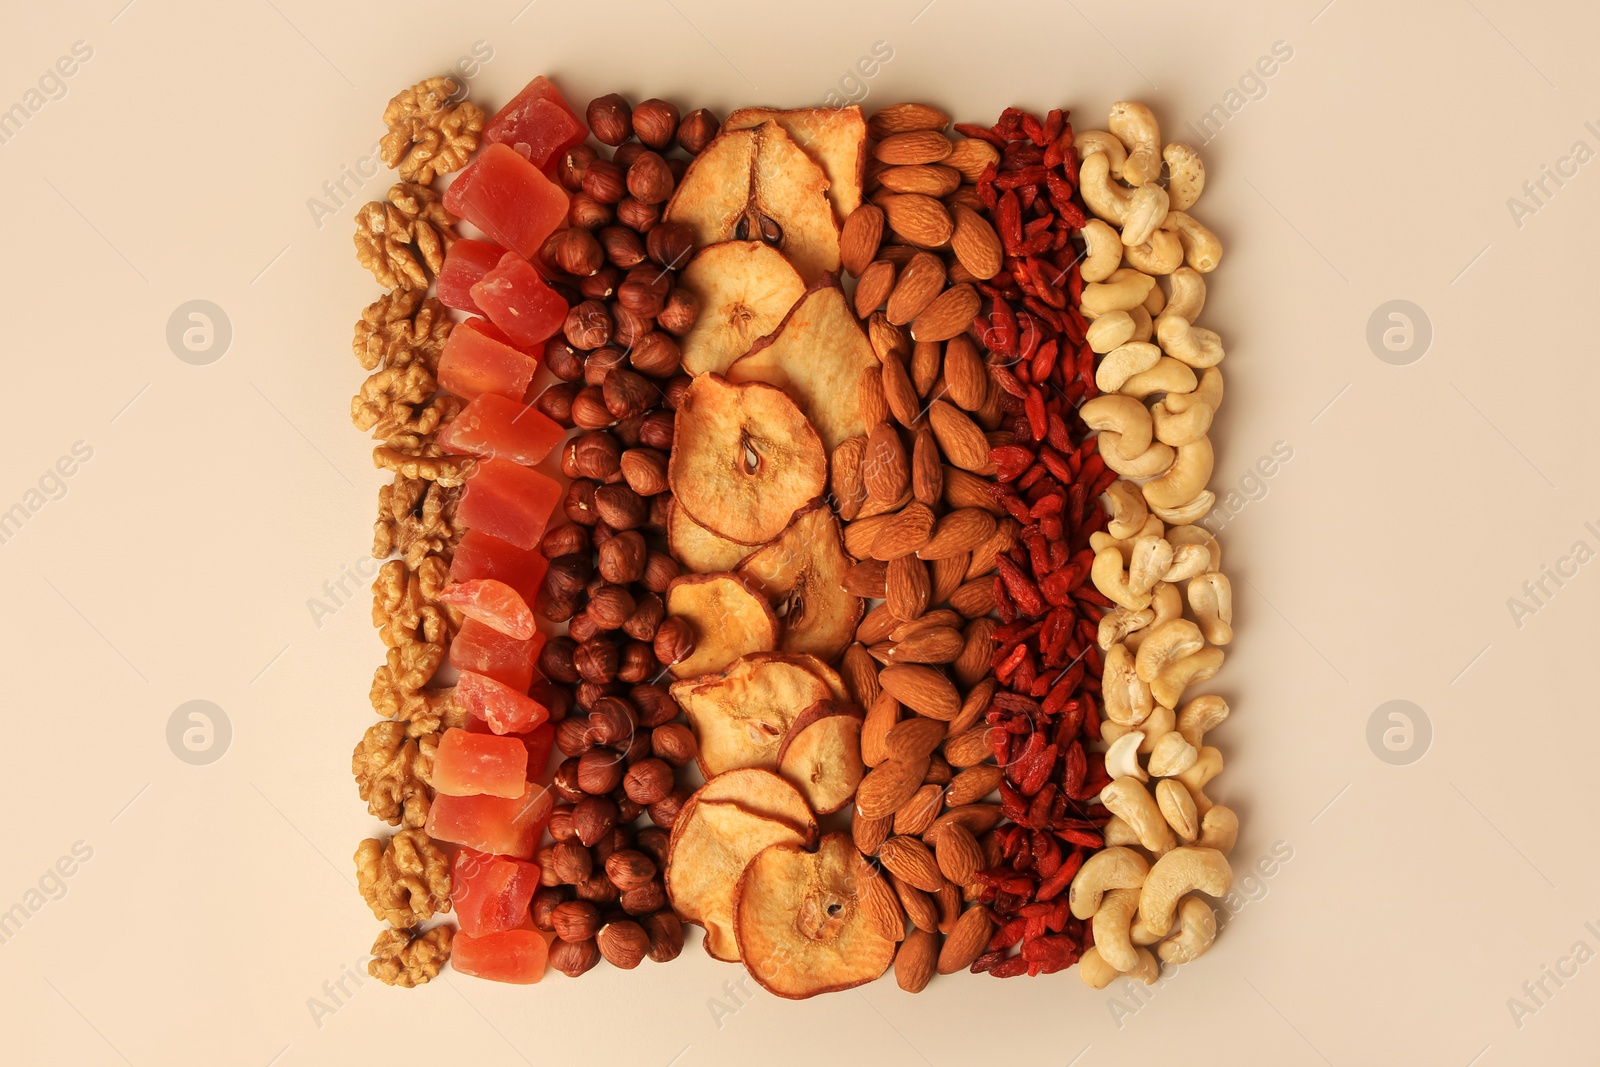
[667, 499, 752, 574]
[737, 504, 863, 664]
[676, 242, 807, 377]
[777, 702, 865, 815]
[696, 767, 817, 834]
[734, 832, 896, 997]
[664, 573, 777, 679]
[726, 279, 887, 452]
[663, 121, 841, 285]
[668, 374, 827, 545]
[670, 653, 836, 776]
[666, 795, 815, 962]
[724, 106, 867, 222]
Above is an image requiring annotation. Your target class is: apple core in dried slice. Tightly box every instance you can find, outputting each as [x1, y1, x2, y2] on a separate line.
[724, 106, 867, 223]
[734, 832, 896, 998]
[677, 242, 807, 377]
[668, 374, 827, 546]
[776, 704, 866, 815]
[670, 653, 836, 777]
[667, 498, 752, 574]
[737, 505, 863, 664]
[664, 573, 777, 679]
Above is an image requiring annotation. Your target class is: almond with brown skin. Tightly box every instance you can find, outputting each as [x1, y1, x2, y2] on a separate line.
[933, 823, 984, 887]
[863, 422, 910, 504]
[917, 508, 999, 560]
[948, 675, 997, 735]
[869, 502, 936, 561]
[954, 620, 998, 690]
[945, 763, 1003, 807]
[924, 803, 1004, 844]
[859, 864, 906, 941]
[879, 625, 963, 665]
[935, 882, 962, 933]
[861, 689, 897, 769]
[856, 602, 899, 645]
[873, 130, 954, 165]
[966, 518, 1017, 580]
[885, 252, 946, 326]
[948, 203, 1003, 281]
[942, 335, 987, 411]
[928, 400, 993, 473]
[893, 784, 945, 836]
[879, 664, 960, 721]
[881, 354, 922, 429]
[928, 554, 968, 608]
[842, 559, 889, 599]
[831, 435, 867, 521]
[868, 312, 910, 364]
[943, 725, 995, 768]
[895, 928, 938, 992]
[868, 103, 950, 138]
[843, 513, 894, 559]
[945, 137, 1000, 182]
[885, 555, 930, 622]
[881, 194, 954, 248]
[911, 284, 979, 343]
[943, 466, 1005, 513]
[879, 835, 945, 893]
[937, 905, 992, 974]
[911, 340, 941, 397]
[891, 871, 940, 933]
[840, 203, 884, 276]
[841, 641, 882, 708]
[885, 716, 948, 762]
[855, 756, 928, 819]
[853, 259, 897, 318]
[948, 577, 996, 618]
[853, 805, 893, 855]
[911, 426, 942, 506]
[879, 164, 961, 198]
[890, 610, 962, 641]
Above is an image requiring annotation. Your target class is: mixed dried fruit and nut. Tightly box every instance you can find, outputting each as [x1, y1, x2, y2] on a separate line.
[343, 72, 1236, 995]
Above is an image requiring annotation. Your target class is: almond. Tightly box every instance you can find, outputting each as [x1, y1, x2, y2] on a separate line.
[885, 716, 948, 762]
[924, 803, 1004, 843]
[945, 137, 1000, 182]
[856, 602, 899, 645]
[941, 335, 987, 412]
[929, 554, 968, 609]
[881, 193, 954, 248]
[874, 130, 954, 165]
[879, 664, 960, 721]
[841, 641, 883, 706]
[859, 864, 906, 941]
[861, 689, 900, 767]
[856, 756, 928, 819]
[890, 609, 963, 641]
[926, 754, 953, 786]
[894, 928, 938, 992]
[948, 577, 997, 618]
[840, 203, 884, 277]
[842, 559, 889, 598]
[890, 871, 940, 933]
[881, 354, 923, 429]
[882, 625, 963, 665]
[948, 203, 1003, 281]
[879, 835, 946, 893]
[936, 882, 962, 933]
[917, 508, 999, 560]
[954, 620, 998, 690]
[948, 675, 997, 735]
[863, 421, 910, 504]
[869, 502, 936, 561]
[911, 426, 942, 505]
[879, 164, 962, 198]
[893, 784, 945, 836]
[911, 340, 941, 397]
[853, 805, 893, 855]
[943, 465, 1005, 513]
[885, 252, 946, 326]
[928, 400, 993, 473]
[843, 513, 894, 559]
[868, 103, 950, 139]
[867, 311, 910, 363]
[853, 259, 897, 318]
[830, 435, 867, 521]
[966, 517, 1017, 580]
[933, 823, 984, 887]
[937, 904, 993, 974]
[910, 284, 980, 343]
[977, 373, 1005, 429]
[945, 763, 1003, 807]
[885, 555, 930, 622]
[855, 486, 912, 520]
[943, 725, 995, 768]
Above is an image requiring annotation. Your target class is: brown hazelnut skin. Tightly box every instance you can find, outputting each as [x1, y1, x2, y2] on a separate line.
[630, 683, 678, 728]
[647, 785, 691, 829]
[594, 483, 649, 530]
[551, 899, 601, 942]
[555, 715, 595, 758]
[617, 640, 657, 683]
[625, 151, 675, 206]
[582, 345, 629, 388]
[640, 551, 681, 593]
[586, 585, 636, 631]
[642, 910, 685, 961]
[534, 382, 580, 427]
[662, 374, 694, 411]
[585, 696, 637, 747]
[549, 841, 593, 886]
[652, 616, 696, 667]
[542, 336, 586, 382]
[567, 190, 613, 230]
[564, 300, 613, 350]
[576, 747, 627, 794]
[620, 882, 667, 916]
[622, 592, 665, 642]
[634, 826, 671, 868]
[549, 936, 601, 977]
[581, 158, 627, 204]
[596, 920, 651, 969]
[586, 93, 633, 146]
[631, 98, 680, 150]
[598, 225, 647, 270]
[603, 848, 658, 893]
[563, 476, 603, 523]
[549, 228, 604, 276]
[615, 196, 661, 234]
[569, 431, 622, 480]
[611, 304, 652, 351]
[567, 611, 602, 645]
[622, 757, 675, 806]
[574, 638, 620, 684]
[596, 530, 647, 585]
[538, 635, 582, 684]
[602, 368, 656, 420]
[531, 885, 570, 932]
[570, 387, 615, 431]
[547, 805, 578, 842]
[646, 221, 696, 270]
[551, 757, 586, 803]
[651, 722, 698, 766]
[637, 409, 675, 450]
[676, 108, 720, 155]
[656, 287, 700, 336]
[619, 448, 669, 497]
[612, 142, 647, 169]
[628, 332, 682, 379]
[573, 871, 620, 905]
[572, 795, 619, 847]
[557, 143, 598, 191]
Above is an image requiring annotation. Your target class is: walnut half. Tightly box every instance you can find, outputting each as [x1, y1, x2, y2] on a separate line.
[354, 183, 457, 291]
[353, 290, 453, 373]
[368, 925, 452, 988]
[379, 76, 484, 184]
[353, 720, 436, 829]
[354, 829, 451, 928]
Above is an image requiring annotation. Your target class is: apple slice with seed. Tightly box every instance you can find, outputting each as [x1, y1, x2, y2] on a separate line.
[737, 504, 863, 664]
[676, 241, 806, 377]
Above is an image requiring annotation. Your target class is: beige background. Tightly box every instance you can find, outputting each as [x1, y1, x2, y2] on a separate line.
[2, 0, 1595, 1063]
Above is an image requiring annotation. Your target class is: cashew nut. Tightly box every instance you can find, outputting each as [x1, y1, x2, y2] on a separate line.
[1158, 896, 1218, 963]
[1123, 228, 1184, 275]
[1175, 745, 1223, 813]
[1176, 695, 1229, 749]
[1101, 778, 1176, 854]
[1080, 945, 1159, 988]
[1135, 619, 1205, 682]
[1098, 606, 1155, 650]
[1091, 514, 1165, 563]
[1080, 395, 1154, 459]
[1165, 210, 1222, 272]
[1163, 365, 1223, 415]
[1152, 646, 1224, 709]
[1142, 437, 1215, 510]
[1098, 432, 1175, 478]
[1162, 544, 1211, 582]
[1094, 341, 1161, 392]
[1150, 491, 1216, 525]
[1104, 730, 1148, 782]
[1104, 704, 1175, 752]
[1069, 846, 1151, 920]
[1080, 218, 1123, 282]
[1156, 312, 1225, 368]
[1163, 266, 1207, 323]
[1148, 731, 1200, 778]
[1127, 582, 1182, 654]
[1128, 535, 1175, 596]
[1120, 357, 1198, 399]
[1156, 778, 1199, 841]
[1151, 394, 1214, 447]
[1078, 151, 1131, 226]
[1196, 804, 1238, 856]
[1138, 846, 1232, 937]
[1101, 641, 1154, 725]
[1082, 272, 1156, 316]
[1130, 916, 1164, 946]
[1105, 479, 1149, 538]
[1087, 309, 1136, 353]
[1165, 526, 1221, 572]
[1093, 549, 1150, 612]
[1188, 572, 1233, 645]
[1109, 101, 1161, 186]
[1122, 184, 1171, 247]
[1092, 888, 1143, 972]
[1128, 302, 1155, 341]
[1103, 815, 1142, 849]
[1162, 144, 1205, 211]
[1074, 130, 1128, 177]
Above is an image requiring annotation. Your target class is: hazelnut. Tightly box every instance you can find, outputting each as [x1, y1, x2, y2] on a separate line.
[652, 616, 696, 667]
[623, 757, 675, 806]
[630, 683, 679, 728]
[571, 387, 615, 431]
[646, 221, 696, 270]
[547, 805, 578, 843]
[621, 592, 665, 642]
[662, 374, 694, 411]
[574, 871, 620, 905]
[617, 640, 657, 683]
[574, 638, 620, 684]
[602, 368, 657, 420]
[651, 722, 698, 766]
[529, 679, 572, 724]
[586, 93, 633, 146]
[577, 747, 626, 795]
[531, 885, 569, 931]
[536, 846, 562, 886]
[572, 795, 619, 847]
[586, 696, 637, 746]
[619, 447, 670, 496]
[538, 635, 582, 684]
[641, 551, 681, 593]
[586, 584, 636, 631]
[613, 413, 646, 448]
[598, 225, 647, 269]
[634, 826, 671, 867]
[549, 937, 601, 977]
[656, 287, 700, 336]
[615, 795, 644, 824]
[578, 264, 620, 301]
[581, 158, 627, 204]
[629, 332, 682, 379]
[647, 493, 672, 533]
[549, 841, 593, 886]
[568, 191, 613, 230]
[542, 551, 592, 598]
[570, 431, 622, 480]
[542, 336, 586, 382]
[535, 587, 580, 625]
[615, 196, 661, 233]
[564, 300, 613, 351]
[534, 382, 580, 427]
[550, 228, 604, 277]
[575, 680, 625, 713]
[641, 910, 685, 962]
[594, 483, 649, 530]
[539, 522, 591, 560]
[647, 785, 691, 829]
[631, 98, 680, 150]
[603, 848, 658, 892]
[626, 151, 675, 206]
[618, 267, 671, 318]
[551, 899, 601, 942]
[597, 530, 647, 585]
[676, 108, 720, 155]
[596, 920, 651, 970]
[637, 409, 675, 451]
[555, 714, 595, 758]
[612, 142, 647, 169]
[562, 477, 602, 525]
[582, 345, 629, 388]
[620, 882, 667, 917]
[557, 143, 598, 191]
[611, 304, 652, 350]
[551, 757, 585, 803]
[567, 610, 602, 645]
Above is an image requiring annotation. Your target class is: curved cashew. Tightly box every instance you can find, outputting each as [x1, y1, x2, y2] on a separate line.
[1093, 549, 1150, 611]
[1156, 778, 1199, 841]
[1069, 846, 1151, 920]
[1143, 437, 1215, 510]
[1074, 130, 1128, 177]
[1135, 619, 1205, 683]
[1127, 582, 1182, 655]
[1080, 218, 1123, 282]
[1103, 815, 1142, 849]
[1101, 778, 1176, 854]
[1165, 526, 1221, 572]
[1105, 704, 1175, 752]
[1163, 267, 1207, 323]
[1122, 184, 1171, 247]
[1094, 341, 1161, 392]
[1109, 101, 1161, 186]
[1124, 228, 1184, 274]
[1159, 896, 1218, 963]
[1138, 846, 1232, 936]
[1087, 309, 1136, 353]
[1080, 945, 1159, 988]
[1104, 730, 1147, 782]
[1150, 491, 1216, 525]
[1152, 646, 1224, 709]
[1162, 544, 1211, 582]
[1148, 732, 1199, 777]
[1162, 143, 1205, 210]
[1105, 479, 1149, 538]
[1188, 572, 1234, 645]
[1163, 366, 1223, 415]
[1151, 394, 1214, 447]
[1093, 888, 1143, 972]
[1120, 357, 1198, 399]
[1128, 535, 1175, 596]
[1078, 151, 1131, 226]
[1130, 916, 1164, 946]
[1156, 313, 1225, 368]
[1082, 272, 1156, 316]
[1196, 804, 1238, 856]
[1098, 606, 1155, 650]
[1098, 433, 1175, 478]
[1165, 210, 1222, 272]
[1176, 745, 1223, 813]
[1091, 514, 1165, 563]
[1176, 695, 1229, 749]
[1128, 303, 1155, 342]
[1081, 395, 1154, 459]
[1101, 641, 1154, 725]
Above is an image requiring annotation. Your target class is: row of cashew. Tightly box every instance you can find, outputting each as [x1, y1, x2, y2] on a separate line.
[1066, 103, 1237, 988]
